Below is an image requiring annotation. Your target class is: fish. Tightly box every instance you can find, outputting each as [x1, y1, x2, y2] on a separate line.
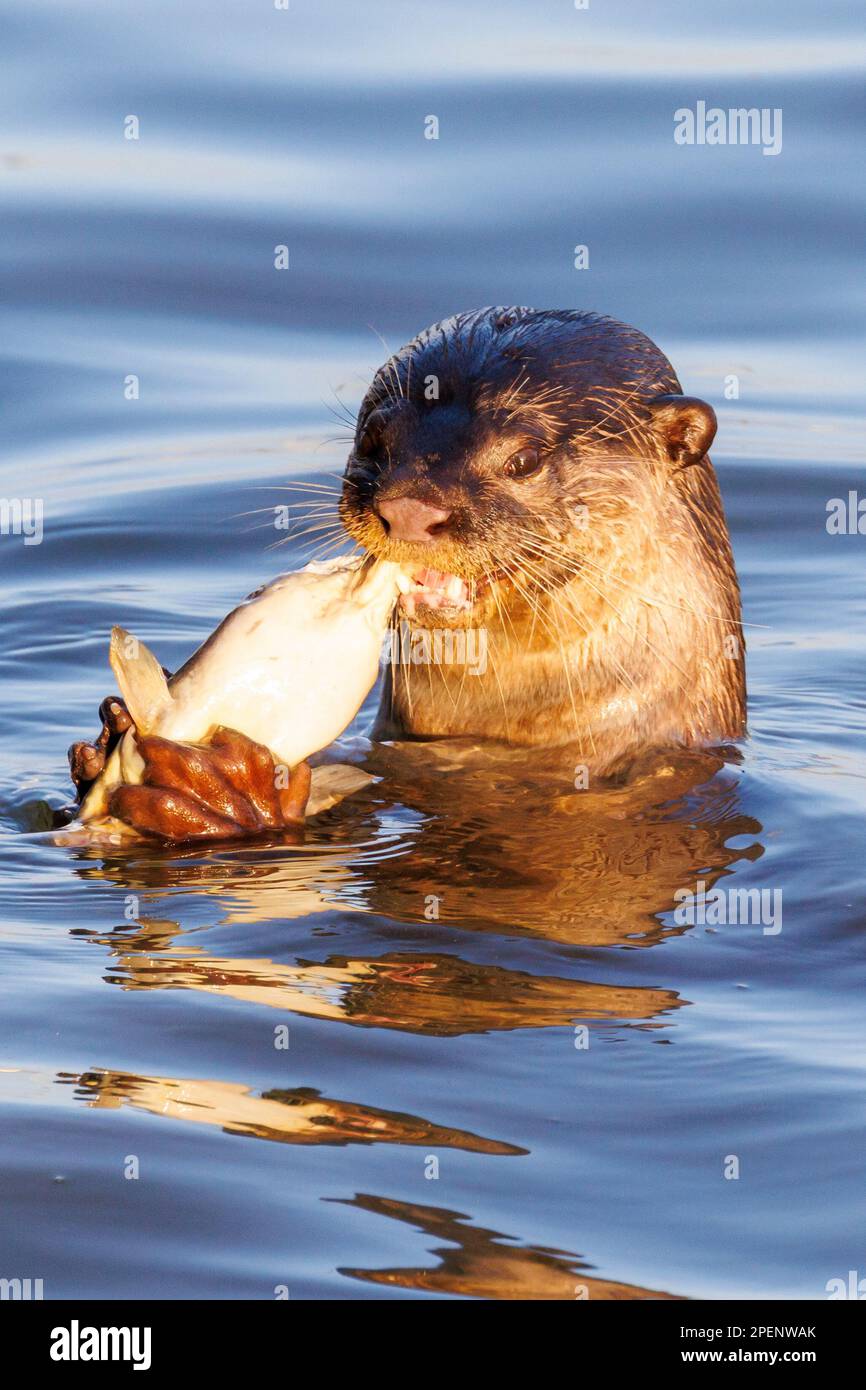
[73, 556, 410, 840]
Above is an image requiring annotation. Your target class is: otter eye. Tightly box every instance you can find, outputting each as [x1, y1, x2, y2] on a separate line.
[503, 447, 541, 479]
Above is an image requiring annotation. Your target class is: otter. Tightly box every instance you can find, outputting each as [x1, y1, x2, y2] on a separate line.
[341, 307, 745, 770]
[67, 307, 745, 837]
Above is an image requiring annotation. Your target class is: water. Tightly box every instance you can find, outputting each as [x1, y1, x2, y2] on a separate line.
[1, 0, 864, 1300]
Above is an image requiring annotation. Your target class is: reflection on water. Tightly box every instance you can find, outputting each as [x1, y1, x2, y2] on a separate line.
[335, 1195, 683, 1301]
[90, 929, 686, 1034]
[1, 0, 864, 1302]
[66, 744, 760, 946]
[61, 1069, 525, 1155]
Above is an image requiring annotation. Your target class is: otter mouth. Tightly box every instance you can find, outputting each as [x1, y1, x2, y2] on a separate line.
[398, 565, 505, 619]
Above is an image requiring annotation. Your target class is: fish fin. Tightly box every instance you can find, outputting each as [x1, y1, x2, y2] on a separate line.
[306, 764, 375, 817]
[109, 627, 171, 735]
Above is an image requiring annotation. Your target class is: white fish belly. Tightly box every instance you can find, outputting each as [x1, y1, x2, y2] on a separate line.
[76, 557, 403, 828]
[148, 560, 400, 766]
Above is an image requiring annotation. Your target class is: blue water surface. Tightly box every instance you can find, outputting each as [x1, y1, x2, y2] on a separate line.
[0, 0, 864, 1299]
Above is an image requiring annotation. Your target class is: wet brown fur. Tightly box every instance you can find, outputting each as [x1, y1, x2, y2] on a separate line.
[339, 307, 746, 771]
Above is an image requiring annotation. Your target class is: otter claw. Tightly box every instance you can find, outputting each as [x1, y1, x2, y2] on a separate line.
[68, 694, 136, 798]
[68, 740, 105, 788]
[97, 697, 133, 741]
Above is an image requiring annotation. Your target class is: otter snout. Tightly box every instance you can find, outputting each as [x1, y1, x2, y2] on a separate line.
[376, 496, 452, 543]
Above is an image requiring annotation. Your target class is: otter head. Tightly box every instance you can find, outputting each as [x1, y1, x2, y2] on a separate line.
[340, 308, 718, 637]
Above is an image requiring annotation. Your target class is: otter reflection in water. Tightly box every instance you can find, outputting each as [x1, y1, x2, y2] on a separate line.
[71, 744, 761, 948]
[58, 1071, 682, 1299]
[60, 1068, 524, 1154]
[333, 1194, 683, 1301]
[85, 926, 685, 1036]
[64, 754, 764, 1064]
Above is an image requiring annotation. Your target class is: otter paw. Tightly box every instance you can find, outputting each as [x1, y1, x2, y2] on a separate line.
[68, 740, 106, 789]
[108, 785, 246, 841]
[107, 728, 311, 842]
[68, 694, 136, 798]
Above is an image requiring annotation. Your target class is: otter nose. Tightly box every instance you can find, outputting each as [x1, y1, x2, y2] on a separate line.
[376, 496, 452, 542]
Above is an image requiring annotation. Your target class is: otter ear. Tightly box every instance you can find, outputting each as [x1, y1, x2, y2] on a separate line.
[647, 394, 717, 467]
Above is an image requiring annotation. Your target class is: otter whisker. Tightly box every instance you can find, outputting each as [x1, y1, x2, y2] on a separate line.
[478, 545, 524, 649]
[323, 390, 359, 430]
[576, 553, 756, 631]
[568, 379, 655, 449]
[516, 529, 763, 632]
[244, 518, 342, 541]
[320, 433, 358, 448]
[265, 518, 350, 554]
[366, 325, 405, 405]
[503, 549, 606, 751]
[232, 502, 340, 521]
[493, 550, 589, 700]
[574, 564, 693, 696]
[500, 562, 593, 753]
[277, 532, 360, 562]
[258, 481, 344, 496]
[516, 532, 681, 694]
[465, 551, 519, 727]
[516, 547, 645, 707]
[275, 520, 347, 543]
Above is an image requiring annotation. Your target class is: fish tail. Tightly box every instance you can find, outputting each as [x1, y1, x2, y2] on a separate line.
[306, 763, 375, 816]
[109, 626, 171, 734]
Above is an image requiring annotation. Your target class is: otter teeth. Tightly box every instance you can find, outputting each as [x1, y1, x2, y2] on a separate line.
[401, 567, 471, 613]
